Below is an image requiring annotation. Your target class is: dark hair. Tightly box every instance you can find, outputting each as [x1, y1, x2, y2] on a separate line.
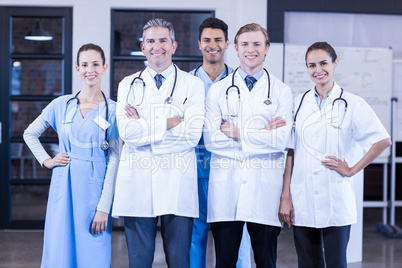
[198, 17, 229, 41]
[76, 43, 106, 66]
[305, 42, 337, 63]
[234, 23, 270, 46]
[143, 18, 175, 43]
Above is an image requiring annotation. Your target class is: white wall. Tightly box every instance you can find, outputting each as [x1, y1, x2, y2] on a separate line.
[0, 0, 267, 97]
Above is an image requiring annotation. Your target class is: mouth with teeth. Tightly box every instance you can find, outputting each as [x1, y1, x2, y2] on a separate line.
[245, 55, 257, 59]
[151, 51, 165, 56]
[314, 73, 327, 79]
[207, 50, 219, 54]
[86, 75, 96, 80]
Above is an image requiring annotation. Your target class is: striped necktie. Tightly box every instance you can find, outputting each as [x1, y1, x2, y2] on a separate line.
[245, 75, 257, 91]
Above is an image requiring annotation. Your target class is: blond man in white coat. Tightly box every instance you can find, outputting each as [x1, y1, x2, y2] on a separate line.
[112, 19, 205, 268]
[203, 23, 293, 267]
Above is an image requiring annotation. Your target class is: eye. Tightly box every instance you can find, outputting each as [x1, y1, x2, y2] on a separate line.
[321, 62, 327, 66]
[241, 43, 247, 47]
[308, 64, 315, 68]
[82, 64, 87, 67]
[94, 63, 99, 67]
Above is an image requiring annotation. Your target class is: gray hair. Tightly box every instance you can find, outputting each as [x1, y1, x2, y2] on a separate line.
[142, 18, 176, 43]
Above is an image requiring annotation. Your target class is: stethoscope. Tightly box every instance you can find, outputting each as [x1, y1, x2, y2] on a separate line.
[63, 91, 110, 151]
[226, 67, 271, 117]
[194, 64, 229, 81]
[126, 64, 178, 106]
[293, 87, 348, 128]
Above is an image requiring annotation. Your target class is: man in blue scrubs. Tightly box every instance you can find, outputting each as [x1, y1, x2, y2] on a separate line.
[189, 17, 251, 268]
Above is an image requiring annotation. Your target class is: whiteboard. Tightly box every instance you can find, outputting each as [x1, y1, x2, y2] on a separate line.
[283, 44, 392, 158]
[393, 61, 402, 141]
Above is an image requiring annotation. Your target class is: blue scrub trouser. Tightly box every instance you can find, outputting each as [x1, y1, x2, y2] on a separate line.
[293, 225, 351, 268]
[124, 215, 193, 268]
[190, 177, 251, 268]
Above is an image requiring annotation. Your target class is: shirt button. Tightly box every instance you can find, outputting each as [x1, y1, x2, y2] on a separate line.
[314, 172, 318, 175]
[242, 180, 247, 184]
[314, 191, 319, 195]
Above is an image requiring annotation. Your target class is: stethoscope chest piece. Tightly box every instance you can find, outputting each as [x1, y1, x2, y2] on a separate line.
[264, 99, 272, 105]
[100, 140, 109, 151]
[165, 96, 174, 104]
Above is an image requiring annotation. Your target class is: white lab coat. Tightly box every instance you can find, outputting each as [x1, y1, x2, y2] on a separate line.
[112, 65, 205, 218]
[290, 83, 390, 228]
[204, 70, 293, 226]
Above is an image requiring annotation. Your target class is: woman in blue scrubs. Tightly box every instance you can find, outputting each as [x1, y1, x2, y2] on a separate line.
[24, 43, 120, 268]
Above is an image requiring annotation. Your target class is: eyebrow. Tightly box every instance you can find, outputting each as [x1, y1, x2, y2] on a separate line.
[308, 60, 327, 65]
[146, 37, 169, 42]
[80, 60, 100, 64]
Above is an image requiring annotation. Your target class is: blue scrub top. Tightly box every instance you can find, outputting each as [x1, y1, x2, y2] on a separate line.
[190, 65, 234, 179]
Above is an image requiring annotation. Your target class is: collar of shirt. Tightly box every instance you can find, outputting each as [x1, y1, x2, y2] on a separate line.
[314, 88, 332, 110]
[195, 65, 233, 94]
[238, 68, 264, 85]
[147, 63, 174, 84]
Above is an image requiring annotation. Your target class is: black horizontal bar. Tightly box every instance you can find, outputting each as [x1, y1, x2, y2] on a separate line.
[9, 95, 59, 101]
[10, 179, 50, 185]
[11, 54, 64, 60]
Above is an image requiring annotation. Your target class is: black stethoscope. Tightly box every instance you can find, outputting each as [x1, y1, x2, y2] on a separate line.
[126, 65, 178, 106]
[194, 64, 229, 81]
[64, 91, 110, 150]
[294, 87, 348, 128]
[226, 67, 271, 117]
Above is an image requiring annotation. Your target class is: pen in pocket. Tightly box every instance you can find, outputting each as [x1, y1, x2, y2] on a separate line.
[183, 98, 187, 105]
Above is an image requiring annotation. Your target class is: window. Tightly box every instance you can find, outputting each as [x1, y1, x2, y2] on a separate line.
[0, 6, 72, 229]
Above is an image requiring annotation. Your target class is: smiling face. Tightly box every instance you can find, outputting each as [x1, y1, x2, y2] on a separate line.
[76, 49, 107, 88]
[199, 28, 229, 65]
[306, 49, 339, 88]
[235, 30, 269, 75]
[141, 26, 178, 73]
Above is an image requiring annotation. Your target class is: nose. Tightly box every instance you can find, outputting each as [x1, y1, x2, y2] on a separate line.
[154, 41, 163, 50]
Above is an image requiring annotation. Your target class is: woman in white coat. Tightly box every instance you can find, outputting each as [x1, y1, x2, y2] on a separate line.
[279, 42, 391, 268]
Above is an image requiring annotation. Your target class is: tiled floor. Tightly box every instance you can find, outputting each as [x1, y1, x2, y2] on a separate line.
[1, 208, 401, 267]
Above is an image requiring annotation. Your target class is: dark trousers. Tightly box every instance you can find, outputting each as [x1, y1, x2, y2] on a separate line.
[124, 215, 193, 268]
[211, 221, 281, 268]
[293, 225, 351, 268]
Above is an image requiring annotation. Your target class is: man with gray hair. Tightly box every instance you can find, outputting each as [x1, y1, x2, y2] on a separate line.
[112, 18, 205, 267]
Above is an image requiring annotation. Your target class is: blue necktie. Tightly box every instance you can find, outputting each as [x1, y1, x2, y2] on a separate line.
[245, 75, 257, 91]
[155, 74, 163, 89]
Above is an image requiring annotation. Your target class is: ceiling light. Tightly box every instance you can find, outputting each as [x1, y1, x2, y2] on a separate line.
[24, 20, 53, 41]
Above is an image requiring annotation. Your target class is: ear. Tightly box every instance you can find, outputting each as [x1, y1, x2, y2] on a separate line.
[140, 42, 145, 54]
[264, 44, 270, 57]
[172, 41, 178, 55]
[103, 63, 109, 73]
[225, 39, 229, 50]
[75, 65, 80, 73]
[198, 40, 202, 51]
[333, 58, 339, 69]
